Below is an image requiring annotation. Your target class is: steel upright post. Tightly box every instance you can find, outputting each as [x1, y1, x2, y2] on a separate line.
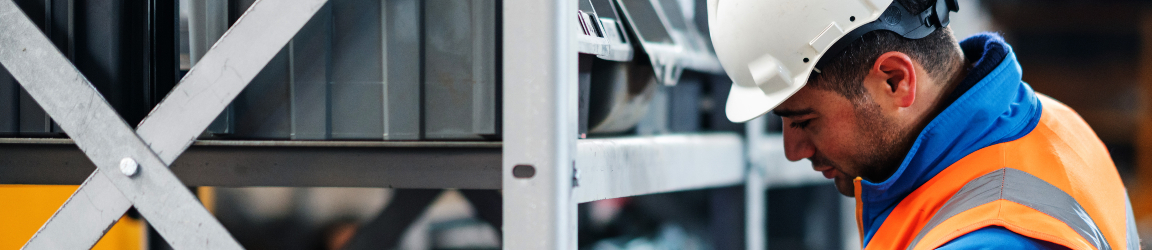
[746, 117, 767, 250]
[502, 0, 578, 248]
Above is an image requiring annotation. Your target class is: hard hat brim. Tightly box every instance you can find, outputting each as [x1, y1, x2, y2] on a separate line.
[724, 77, 806, 123]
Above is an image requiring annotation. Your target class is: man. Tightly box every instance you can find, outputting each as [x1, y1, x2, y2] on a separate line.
[708, 0, 1140, 249]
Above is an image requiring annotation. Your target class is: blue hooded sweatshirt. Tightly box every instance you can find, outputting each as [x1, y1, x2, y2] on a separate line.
[857, 33, 1068, 250]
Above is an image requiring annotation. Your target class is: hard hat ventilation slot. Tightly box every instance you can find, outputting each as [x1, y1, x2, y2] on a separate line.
[850, 16, 856, 22]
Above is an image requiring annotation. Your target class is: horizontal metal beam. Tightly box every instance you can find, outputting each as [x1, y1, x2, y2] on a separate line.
[2, 134, 778, 194]
[0, 138, 503, 147]
[573, 133, 746, 203]
[1, 134, 759, 194]
[0, 139, 501, 189]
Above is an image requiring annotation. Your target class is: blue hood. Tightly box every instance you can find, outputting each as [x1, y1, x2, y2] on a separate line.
[859, 33, 1044, 246]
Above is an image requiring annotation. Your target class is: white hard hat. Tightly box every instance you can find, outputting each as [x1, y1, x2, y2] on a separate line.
[708, 0, 958, 122]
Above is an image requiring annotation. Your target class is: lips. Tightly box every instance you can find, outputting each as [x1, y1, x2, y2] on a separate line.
[813, 165, 837, 179]
[821, 169, 836, 179]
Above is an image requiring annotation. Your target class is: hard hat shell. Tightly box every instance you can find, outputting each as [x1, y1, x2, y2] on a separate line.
[708, 0, 893, 122]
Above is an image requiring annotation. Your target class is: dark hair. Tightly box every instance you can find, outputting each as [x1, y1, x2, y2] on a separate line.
[807, 0, 962, 102]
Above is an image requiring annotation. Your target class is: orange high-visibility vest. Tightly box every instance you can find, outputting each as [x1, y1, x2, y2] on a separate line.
[856, 95, 1139, 250]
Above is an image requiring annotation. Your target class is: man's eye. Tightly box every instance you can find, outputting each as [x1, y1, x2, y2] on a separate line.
[789, 119, 812, 129]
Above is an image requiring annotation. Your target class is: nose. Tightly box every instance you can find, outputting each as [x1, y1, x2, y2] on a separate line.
[783, 125, 815, 162]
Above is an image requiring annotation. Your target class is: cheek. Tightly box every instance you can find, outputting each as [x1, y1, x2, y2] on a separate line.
[810, 112, 864, 160]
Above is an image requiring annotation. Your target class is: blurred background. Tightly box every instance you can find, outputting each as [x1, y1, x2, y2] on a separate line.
[2, 0, 1151, 249]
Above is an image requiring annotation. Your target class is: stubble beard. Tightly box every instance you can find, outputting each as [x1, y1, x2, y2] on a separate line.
[833, 97, 911, 197]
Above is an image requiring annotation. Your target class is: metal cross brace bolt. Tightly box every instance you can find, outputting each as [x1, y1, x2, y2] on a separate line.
[0, 0, 327, 248]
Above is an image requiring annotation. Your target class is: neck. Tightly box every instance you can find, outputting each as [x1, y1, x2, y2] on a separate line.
[894, 51, 970, 168]
[930, 52, 972, 117]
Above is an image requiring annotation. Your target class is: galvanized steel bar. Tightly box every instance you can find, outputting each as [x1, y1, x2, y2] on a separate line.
[746, 166, 766, 250]
[0, 140, 503, 188]
[135, 0, 328, 164]
[745, 117, 766, 250]
[572, 134, 745, 203]
[27, 174, 132, 248]
[502, 0, 578, 248]
[0, 0, 242, 248]
[24, 174, 133, 249]
[6, 0, 326, 248]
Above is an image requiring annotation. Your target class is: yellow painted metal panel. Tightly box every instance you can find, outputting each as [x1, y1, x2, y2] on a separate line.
[0, 185, 143, 250]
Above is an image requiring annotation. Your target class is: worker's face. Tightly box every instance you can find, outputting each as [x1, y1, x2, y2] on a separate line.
[774, 86, 907, 197]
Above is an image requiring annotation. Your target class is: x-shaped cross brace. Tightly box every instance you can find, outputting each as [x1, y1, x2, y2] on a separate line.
[0, 0, 328, 248]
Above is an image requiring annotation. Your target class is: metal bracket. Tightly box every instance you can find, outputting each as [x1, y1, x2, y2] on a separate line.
[0, 0, 328, 248]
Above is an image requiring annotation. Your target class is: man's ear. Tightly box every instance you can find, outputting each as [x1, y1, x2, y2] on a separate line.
[866, 52, 917, 108]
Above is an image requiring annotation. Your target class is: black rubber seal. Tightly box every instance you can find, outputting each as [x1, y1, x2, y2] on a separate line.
[814, 0, 959, 71]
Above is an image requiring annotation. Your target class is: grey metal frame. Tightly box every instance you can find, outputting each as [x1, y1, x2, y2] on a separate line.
[0, 0, 326, 248]
[501, 0, 578, 248]
[573, 134, 745, 203]
[0, 139, 503, 188]
[746, 117, 768, 250]
[2, 2, 232, 248]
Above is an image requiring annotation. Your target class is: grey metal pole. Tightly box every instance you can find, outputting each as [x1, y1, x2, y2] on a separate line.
[502, 0, 578, 248]
[746, 117, 767, 250]
[746, 168, 766, 250]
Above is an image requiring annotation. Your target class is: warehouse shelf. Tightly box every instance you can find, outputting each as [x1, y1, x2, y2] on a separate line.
[0, 0, 800, 247]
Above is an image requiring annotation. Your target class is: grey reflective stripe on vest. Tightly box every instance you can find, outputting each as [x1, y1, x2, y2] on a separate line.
[1124, 194, 1141, 250]
[905, 168, 1112, 250]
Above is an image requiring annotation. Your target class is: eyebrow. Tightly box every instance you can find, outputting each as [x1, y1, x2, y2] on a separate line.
[772, 108, 814, 118]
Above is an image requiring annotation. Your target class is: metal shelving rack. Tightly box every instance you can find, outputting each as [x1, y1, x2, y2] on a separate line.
[0, 0, 837, 249]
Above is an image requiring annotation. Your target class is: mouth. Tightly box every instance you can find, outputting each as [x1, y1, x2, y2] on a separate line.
[813, 166, 837, 179]
[821, 169, 836, 179]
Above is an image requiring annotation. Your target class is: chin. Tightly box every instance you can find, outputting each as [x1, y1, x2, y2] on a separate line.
[834, 178, 855, 197]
